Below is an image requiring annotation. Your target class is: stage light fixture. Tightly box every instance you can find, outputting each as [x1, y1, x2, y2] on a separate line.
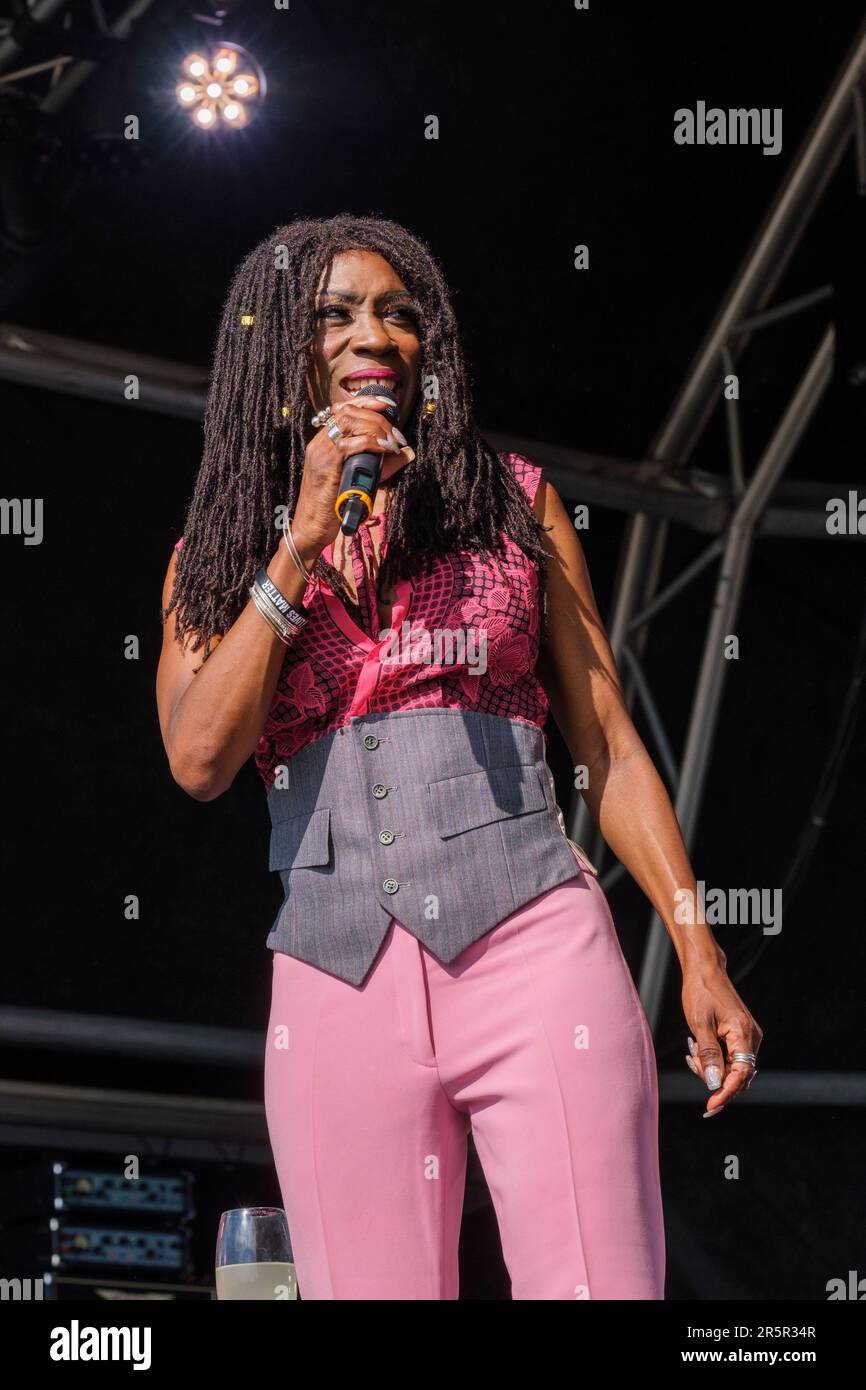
[176, 42, 265, 131]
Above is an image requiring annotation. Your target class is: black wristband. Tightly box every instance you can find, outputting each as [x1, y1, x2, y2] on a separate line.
[254, 569, 308, 631]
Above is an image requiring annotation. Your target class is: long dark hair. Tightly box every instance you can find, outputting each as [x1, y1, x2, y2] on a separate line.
[164, 214, 550, 660]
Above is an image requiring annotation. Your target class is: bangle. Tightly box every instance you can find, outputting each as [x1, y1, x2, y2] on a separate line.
[249, 584, 287, 641]
[249, 569, 308, 645]
[249, 583, 303, 646]
[257, 569, 307, 630]
[283, 515, 314, 583]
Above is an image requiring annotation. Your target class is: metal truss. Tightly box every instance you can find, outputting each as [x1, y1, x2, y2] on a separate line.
[0, 0, 161, 111]
[0, 1009, 863, 1159]
[562, 17, 866, 1033]
[0, 22, 864, 1119]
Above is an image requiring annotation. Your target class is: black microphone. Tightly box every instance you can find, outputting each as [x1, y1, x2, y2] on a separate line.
[335, 383, 399, 536]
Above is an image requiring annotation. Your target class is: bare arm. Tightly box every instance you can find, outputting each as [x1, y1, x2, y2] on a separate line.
[156, 535, 321, 801]
[533, 478, 762, 1110]
[533, 479, 718, 970]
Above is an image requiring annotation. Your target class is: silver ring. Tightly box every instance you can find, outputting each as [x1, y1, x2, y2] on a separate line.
[732, 1051, 757, 1066]
[311, 406, 333, 428]
[327, 419, 343, 442]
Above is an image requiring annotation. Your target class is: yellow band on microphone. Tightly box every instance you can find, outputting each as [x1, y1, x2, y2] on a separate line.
[335, 488, 373, 521]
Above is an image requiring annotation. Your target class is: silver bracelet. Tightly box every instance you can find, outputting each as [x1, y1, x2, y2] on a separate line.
[249, 583, 295, 644]
[249, 571, 308, 645]
[252, 570, 308, 632]
[255, 569, 308, 631]
[250, 586, 299, 646]
[283, 515, 313, 583]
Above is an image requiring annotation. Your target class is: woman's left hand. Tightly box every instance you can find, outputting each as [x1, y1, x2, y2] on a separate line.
[681, 959, 763, 1116]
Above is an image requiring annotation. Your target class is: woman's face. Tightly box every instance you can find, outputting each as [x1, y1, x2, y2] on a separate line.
[307, 249, 422, 430]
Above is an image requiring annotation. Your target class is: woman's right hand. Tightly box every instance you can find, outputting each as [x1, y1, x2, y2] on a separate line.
[290, 396, 409, 560]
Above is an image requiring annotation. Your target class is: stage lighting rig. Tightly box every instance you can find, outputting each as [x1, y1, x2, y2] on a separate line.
[175, 41, 264, 131]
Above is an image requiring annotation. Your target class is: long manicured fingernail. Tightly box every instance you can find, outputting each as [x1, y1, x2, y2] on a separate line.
[687, 1037, 697, 1057]
[702, 1106, 725, 1118]
[685, 1055, 700, 1076]
[376, 437, 401, 453]
[392, 426, 409, 446]
[374, 394, 396, 405]
[705, 1065, 722, 1090]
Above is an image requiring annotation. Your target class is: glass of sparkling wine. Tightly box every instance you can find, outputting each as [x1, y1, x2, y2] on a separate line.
[215, 1207, 298, 1300]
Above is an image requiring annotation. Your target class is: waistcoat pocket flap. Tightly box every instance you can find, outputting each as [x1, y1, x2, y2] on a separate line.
[269, 807, 332, 870]
[427, 763, 547, 838]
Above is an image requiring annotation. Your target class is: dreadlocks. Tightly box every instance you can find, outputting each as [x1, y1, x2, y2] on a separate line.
[163, 214, 551, 662]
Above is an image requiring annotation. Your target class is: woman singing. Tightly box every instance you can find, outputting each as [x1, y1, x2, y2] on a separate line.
[156, 215, 762, 1301]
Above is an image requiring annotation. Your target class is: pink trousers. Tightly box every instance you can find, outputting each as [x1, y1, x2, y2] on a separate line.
[263, 846, 665, 1300]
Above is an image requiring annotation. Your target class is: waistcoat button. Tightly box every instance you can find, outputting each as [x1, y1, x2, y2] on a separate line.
[382, 878, 399, 894]
[379, 829, 395, 845]
[363, 734, 379, 750]
[372, 783, 387, 799]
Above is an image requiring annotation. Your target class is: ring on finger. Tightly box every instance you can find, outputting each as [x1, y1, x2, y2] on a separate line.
[311, 406, 333, 428]
[326, 418, 343, 442]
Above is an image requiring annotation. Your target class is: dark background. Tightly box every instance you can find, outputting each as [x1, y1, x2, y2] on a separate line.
[0, 0, 863, 1299]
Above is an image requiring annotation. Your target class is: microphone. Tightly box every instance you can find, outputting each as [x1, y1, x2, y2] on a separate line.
[334, 383, 399, 536]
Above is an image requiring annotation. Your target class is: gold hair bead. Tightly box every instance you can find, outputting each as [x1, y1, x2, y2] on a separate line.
[240, 314, 255, 327]
[423, 399, 437, 416]
[281, 405, 291, 418]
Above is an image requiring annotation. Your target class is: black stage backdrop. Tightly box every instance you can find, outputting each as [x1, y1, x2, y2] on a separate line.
[0, 0, 863, 1301]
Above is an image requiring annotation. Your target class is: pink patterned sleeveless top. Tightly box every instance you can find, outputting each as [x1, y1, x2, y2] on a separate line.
[175, 453, 549, 792]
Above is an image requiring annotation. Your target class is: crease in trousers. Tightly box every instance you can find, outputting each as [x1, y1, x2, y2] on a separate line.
[263, 844, 666, 1300]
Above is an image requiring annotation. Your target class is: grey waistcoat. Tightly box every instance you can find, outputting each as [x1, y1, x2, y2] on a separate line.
[264, 708, 597, 987]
